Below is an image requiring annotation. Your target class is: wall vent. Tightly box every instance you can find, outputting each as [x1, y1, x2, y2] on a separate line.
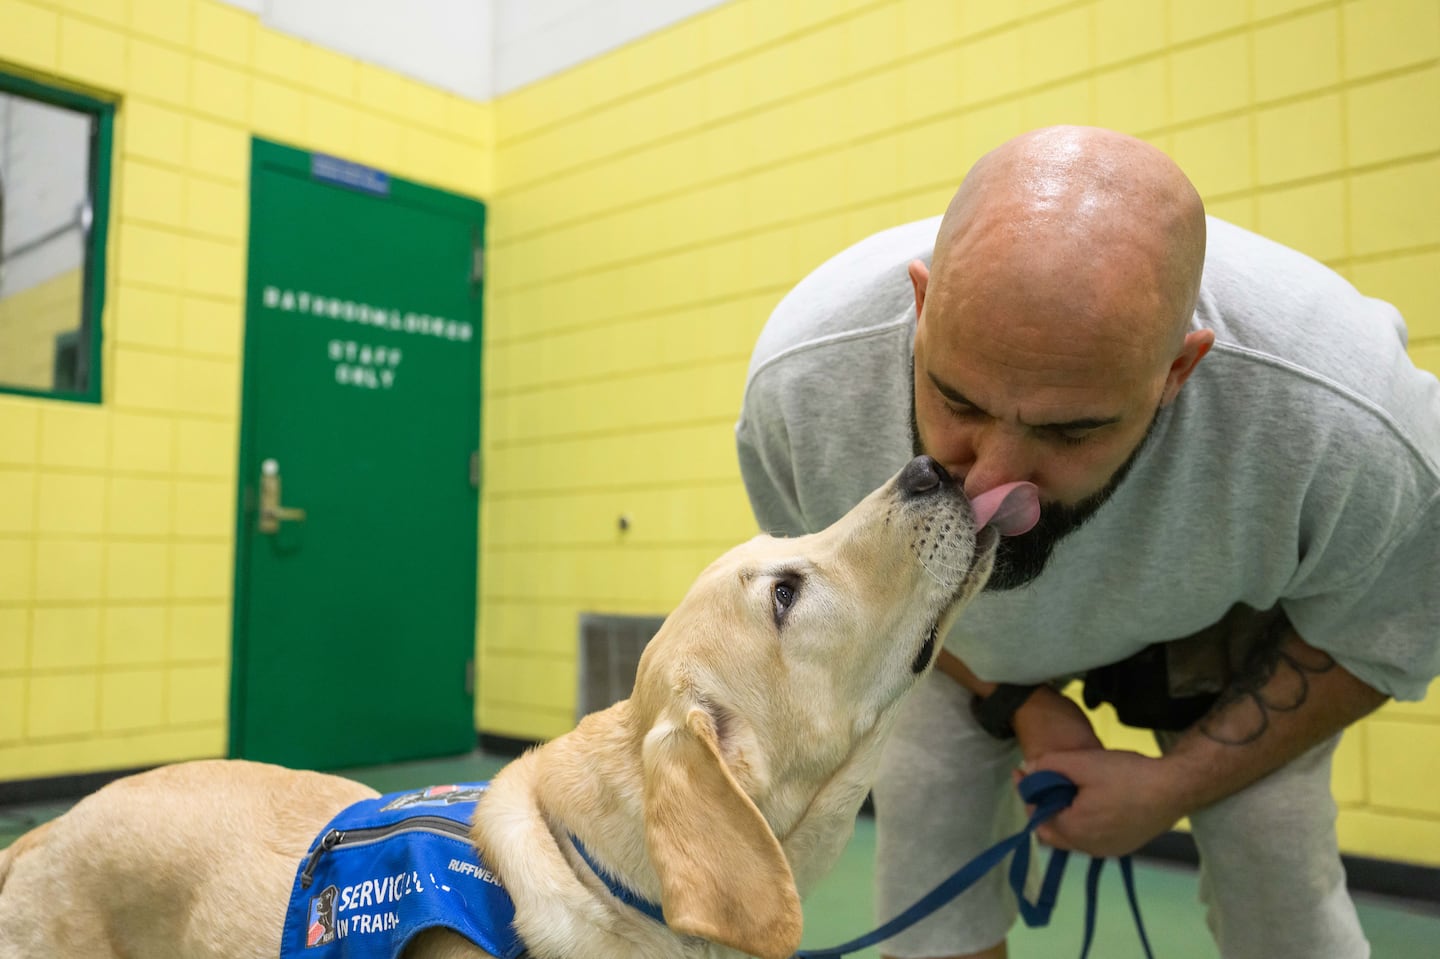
[576, 613, 666, 720]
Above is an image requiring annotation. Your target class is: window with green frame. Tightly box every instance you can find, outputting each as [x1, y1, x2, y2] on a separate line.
[0, 73, 113, 403]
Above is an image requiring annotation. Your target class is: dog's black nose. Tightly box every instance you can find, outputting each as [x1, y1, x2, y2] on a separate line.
[898, 455, 951, 495]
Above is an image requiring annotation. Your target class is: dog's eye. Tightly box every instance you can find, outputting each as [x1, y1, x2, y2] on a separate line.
[772, 581, 797, 623]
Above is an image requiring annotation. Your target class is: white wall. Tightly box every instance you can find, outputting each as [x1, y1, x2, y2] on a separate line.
[214, 0, 730, 100]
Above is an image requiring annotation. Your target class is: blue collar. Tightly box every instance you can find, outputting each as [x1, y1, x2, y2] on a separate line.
[569, 835, 666, 925]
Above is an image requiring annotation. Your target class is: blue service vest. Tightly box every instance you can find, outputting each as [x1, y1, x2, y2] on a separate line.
[280, 783, 526, 959]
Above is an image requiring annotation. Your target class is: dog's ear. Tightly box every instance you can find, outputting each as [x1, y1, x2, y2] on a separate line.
[643, 706, 802, 959]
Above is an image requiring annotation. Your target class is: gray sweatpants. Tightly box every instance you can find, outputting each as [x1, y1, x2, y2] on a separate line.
[872, 672, 1370, 958]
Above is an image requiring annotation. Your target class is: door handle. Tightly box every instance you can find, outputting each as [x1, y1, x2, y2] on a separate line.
[258, 458, 307, 534]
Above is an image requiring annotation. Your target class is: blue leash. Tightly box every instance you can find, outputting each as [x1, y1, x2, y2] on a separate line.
[795, 771, 1155, 959]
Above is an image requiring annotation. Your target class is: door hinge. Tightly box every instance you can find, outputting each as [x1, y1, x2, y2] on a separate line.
[469, 450, 480, 488]
[470, 228, 485, 286]
[465, 658, 475, 697]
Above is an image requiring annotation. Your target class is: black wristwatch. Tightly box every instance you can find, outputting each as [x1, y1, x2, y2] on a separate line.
[970, 683, 1041, 740]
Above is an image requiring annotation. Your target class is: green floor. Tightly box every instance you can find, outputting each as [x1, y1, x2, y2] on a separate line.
[4, 749, 1438, 957]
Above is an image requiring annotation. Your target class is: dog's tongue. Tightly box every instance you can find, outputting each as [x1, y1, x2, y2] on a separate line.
[970, 482, 1041, 537]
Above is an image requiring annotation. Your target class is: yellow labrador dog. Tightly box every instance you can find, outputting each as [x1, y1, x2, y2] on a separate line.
[0, 456, 1027, 959]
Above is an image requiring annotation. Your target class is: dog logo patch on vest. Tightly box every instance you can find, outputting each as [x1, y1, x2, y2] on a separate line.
[379, 784, 488, 811]
[306, 885, 339, 947]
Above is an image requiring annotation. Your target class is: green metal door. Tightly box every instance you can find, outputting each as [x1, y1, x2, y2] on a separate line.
[232, 141, 484, 769]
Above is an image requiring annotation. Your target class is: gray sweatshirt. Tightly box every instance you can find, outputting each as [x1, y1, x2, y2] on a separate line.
[737, 216, 1440, 700]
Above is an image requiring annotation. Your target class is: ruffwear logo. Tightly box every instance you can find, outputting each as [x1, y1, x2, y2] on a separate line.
[379, 784, 487, 811]
[306, 885, 339, 947]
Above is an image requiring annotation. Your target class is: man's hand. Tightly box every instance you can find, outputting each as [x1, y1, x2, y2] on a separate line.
[1011, 686, 1103, 760]
[1018, 749, 1184, 857]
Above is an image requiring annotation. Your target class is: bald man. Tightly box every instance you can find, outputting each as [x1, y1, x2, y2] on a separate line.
[736, 126, 1440, 959]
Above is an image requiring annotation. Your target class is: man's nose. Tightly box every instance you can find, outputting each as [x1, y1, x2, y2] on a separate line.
[961, 428, 1035, 499]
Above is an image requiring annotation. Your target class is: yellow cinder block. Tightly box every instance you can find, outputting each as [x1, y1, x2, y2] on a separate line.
[251, 77, 306, 143]
[111, 411, 175, 473]
[1021, 79, 1094, 135]
[127, 37, 191, 109]
[167, 663, 228, 726]
[355, 65, 411, 120]
[39, 404, 108, 470]
[118, 223, 186, 290]
[958, 0, 1023, 37]
[27, 672, 97, 738]
[120, 161, 185, 230]
[113, 349, 179, 412]
[254, 27, 309, 81]
[107, 476, 173, 538]
[1095, 59, 1167, 134]
[36, 472, 106, 536]
[305, 42, 358, 102]
[178, 296, 241, 357]
[959, 27, 1023, 106]
[0, 609, 26, 671]
[1094, 0, 1165, 66]
[194, 0, 255, 66]
[1021, 6, 1093, 88]
[1350, 157, 1440, 256]
[123, 100, 187, 164]
[30, 606, 102, 670]
[187, 116, 248, 184]
[1367, 718, 1440, 815]
[1255, 94, 1342, 186]
[0, 677, 23, 741]
[1380, 689, 1440, 721]
[1343, 0, 1440, 80]
[479, 651, 574, 713]
[105, 541, 170, 601]
[0, 539, 35, 603]
[349, 110, 403, 173]
[34, 538, 104, 602]
[129, 0, 190, 46]
[0, 1, 59, 72]
[1255, 179, 1346, 264]
[1170, 115, 1252, 198]
[175, 418, 236, 478]
[100, 668, 166, 731]
[0, 469, 36, 534]
[184, 178, 245, 242]
[181, 235, 243, 299]
[1346, 66, 1440, 168]
[114, 284, 181, 351]
[1169, 0, 1248, 44]
[173, 479, 229, 538]
[191, 58, 250, 124]
[303, 94, 357, 156]
[0, 400, 41, 466]
[478, 700, 573, 741]
[170, 542, 230, 600]
[1350, 251, 1440, 342]
[1170, 34, 1251, 124]
[169, 603, 227, 660]
[1253, 9, 1339, 103]
[1337, 808, 1440, 866]
[59, 15, 127, 91]
[101, 605, 168, 665]
[445, 97, 491, 147]
[52, 0, 124, 22]
[175, 357, 239, 418]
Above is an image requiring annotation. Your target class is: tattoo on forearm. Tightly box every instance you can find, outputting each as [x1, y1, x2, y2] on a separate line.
[1198, 635, 1337, 746]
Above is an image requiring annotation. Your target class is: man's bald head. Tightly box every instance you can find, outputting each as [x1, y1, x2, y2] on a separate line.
[930, 126, 1206, 366]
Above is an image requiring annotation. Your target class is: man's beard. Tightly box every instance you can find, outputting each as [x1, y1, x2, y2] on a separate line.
[911, 403, 1161, 591]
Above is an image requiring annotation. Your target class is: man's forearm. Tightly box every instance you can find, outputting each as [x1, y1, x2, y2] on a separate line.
[1161, 626, 1387, 814]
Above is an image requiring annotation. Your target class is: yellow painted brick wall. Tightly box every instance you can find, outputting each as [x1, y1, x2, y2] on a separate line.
[0, 0, 491, 782]
[484, 0, 1440, 865]
[0, 270, 83, 390]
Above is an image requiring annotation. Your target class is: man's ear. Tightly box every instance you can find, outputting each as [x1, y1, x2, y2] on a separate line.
[909, 259, 930, 328]
[1161, 329, 1215, 406]
[643, 706, 802, 959]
